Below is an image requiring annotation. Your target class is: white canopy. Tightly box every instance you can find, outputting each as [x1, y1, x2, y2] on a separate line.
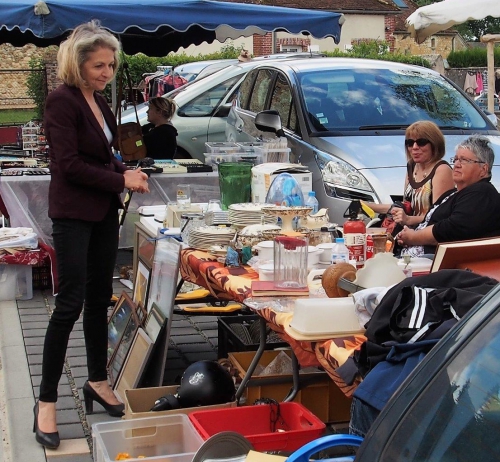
[406, 0, 500, 44]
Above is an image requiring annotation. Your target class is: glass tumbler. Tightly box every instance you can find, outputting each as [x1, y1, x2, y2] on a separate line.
[274, 234, 308, 288]
[176, 184, 191, 209]
[217, 162, 252, 210]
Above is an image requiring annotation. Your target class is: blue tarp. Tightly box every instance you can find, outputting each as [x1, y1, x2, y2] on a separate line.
[0, 0, 344, 56]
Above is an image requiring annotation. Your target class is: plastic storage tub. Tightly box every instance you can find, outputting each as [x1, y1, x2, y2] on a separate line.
[189, 402, 325, 452]
[205, 142, 240, 153]
[0, 265, 32, 301]
[92, 414, 204, 462]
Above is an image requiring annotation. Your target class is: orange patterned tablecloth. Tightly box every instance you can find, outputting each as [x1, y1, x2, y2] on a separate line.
[179, 248, 365, 397]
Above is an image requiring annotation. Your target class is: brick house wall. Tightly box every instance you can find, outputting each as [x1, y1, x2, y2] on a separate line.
[0, 43, 58, 109]
[253, 33, 274, 56]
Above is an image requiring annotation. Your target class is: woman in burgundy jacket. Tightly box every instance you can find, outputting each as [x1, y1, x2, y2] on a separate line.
[34, 21, 149, 450]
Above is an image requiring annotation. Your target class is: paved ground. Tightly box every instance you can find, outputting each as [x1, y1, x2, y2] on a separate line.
[0, 249, 222, 462]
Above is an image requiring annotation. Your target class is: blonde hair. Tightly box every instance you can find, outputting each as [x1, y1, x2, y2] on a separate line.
[149, 97, 176, 121]
[57, 20, 121, 87]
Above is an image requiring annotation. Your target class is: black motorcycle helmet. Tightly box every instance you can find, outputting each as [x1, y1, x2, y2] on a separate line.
[177, 360, 235, 407]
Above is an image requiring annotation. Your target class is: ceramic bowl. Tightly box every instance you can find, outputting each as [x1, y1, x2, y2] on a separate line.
[253, 240, 274, 261]
[316, 243, 335, 263]
[307, 246, 323, 266]
[258, 263, 275, 281]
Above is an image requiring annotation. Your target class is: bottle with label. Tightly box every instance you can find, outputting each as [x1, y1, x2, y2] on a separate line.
[305, 191, 319, 214]
[331, 238, 350, 264]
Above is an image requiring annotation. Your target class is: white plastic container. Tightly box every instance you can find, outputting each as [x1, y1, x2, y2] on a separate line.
[15, 265, 33, 300]
[0, 265, 17, 301]
[204, 141, 240, 153]
[92, 414, 204, 462]
[0, 265, 32, 301]
[331, 238, 350, 264]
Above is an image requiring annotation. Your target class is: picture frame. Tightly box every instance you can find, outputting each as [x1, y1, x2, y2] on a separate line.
[146, 237, 181, 318]
[114, 328, 154, 400]
[108, 311, 140, 387]
[133, 259, 151, 308]
[136, 301, 147, 326]
[144, 302, 165, 343]
[107, 291, 137, 363]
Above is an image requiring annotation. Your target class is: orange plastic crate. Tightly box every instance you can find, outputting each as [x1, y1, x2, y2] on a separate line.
[188, 402, 325, 452]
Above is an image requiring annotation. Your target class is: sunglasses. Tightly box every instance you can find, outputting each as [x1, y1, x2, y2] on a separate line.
[405, 138, 431, 148]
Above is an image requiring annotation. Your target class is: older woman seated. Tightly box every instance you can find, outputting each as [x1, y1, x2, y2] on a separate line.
[397, 135, 500, 257]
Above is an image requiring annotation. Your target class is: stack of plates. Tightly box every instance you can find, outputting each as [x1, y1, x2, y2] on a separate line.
[188, 226, 237, 250]
[228, 203, 277, 228]
[205, 210, 230, 226]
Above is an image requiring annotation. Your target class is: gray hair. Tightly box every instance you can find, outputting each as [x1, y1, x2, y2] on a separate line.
[456, 135, 494, 177]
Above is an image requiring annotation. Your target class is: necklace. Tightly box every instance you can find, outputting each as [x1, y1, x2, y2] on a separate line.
[414, 163, 432, 180]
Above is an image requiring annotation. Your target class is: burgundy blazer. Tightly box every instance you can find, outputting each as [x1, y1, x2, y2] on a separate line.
[44, 84, 127, 221]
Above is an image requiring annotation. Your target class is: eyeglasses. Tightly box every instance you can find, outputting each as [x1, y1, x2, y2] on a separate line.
[405, 138, 431, 148]
[450, 157, 485, 165]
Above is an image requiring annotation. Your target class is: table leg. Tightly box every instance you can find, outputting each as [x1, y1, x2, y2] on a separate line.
[283, 350, 301, 402]
[235, 316, 267, 403]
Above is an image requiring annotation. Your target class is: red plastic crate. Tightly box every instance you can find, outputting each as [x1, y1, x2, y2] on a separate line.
[188, 402, 325, 452]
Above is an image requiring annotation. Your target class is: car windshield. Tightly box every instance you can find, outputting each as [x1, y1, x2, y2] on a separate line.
[298, 68, 489, 132]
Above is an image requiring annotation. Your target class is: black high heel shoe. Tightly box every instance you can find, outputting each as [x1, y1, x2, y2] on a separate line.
[82, 381, 124, 417]
[33, 402, 60, 449]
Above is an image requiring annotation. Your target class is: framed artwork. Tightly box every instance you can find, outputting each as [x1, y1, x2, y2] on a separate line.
[136, 301, 147, 326]
[133, 222, 155, 277]
[108, 311, 140, 387]
[144, 302, 165, 343]
[107, 291, 137, 363]
[133, 259, 151, 308]
[146, 237, 181, 318]
[114, 328, 154, 399]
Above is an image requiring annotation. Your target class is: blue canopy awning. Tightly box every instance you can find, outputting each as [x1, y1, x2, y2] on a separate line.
[0, 0, 344, 56]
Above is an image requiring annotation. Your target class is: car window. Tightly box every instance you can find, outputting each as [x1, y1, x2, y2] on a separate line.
[248, 69, 275, 114]
[238, 69, 258, 109]
[378, 310, 500, 461]
[297, 69, 489, 132]
[177, 75, 241, 117]
[269, 72, 298, 132]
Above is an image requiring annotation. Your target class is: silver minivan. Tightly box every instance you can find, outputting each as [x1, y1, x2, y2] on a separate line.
[226, 58, 500, 225]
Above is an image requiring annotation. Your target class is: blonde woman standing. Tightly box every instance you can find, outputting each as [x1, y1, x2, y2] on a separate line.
[36, 21, 149, 450]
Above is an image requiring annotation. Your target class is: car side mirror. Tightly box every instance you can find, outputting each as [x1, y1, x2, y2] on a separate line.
[255, 110, 285, 137]
[214, 103, 231, 117]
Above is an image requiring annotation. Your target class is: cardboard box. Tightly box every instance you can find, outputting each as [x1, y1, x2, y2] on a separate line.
[251, 163, 312, 203]
[123, 385, 236, 420]
[229, 350, 351, 424]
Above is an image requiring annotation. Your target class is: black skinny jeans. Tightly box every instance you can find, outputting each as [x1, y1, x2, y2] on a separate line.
[39, 206, 119, 402]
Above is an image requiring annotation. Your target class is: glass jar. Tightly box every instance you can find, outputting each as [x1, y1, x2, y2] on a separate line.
[273, 234, 308, 288]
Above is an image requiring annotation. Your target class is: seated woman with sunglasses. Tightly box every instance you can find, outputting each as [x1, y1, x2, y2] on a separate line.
[397, 135, 500, 257]
[364, 121, 454, 234]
